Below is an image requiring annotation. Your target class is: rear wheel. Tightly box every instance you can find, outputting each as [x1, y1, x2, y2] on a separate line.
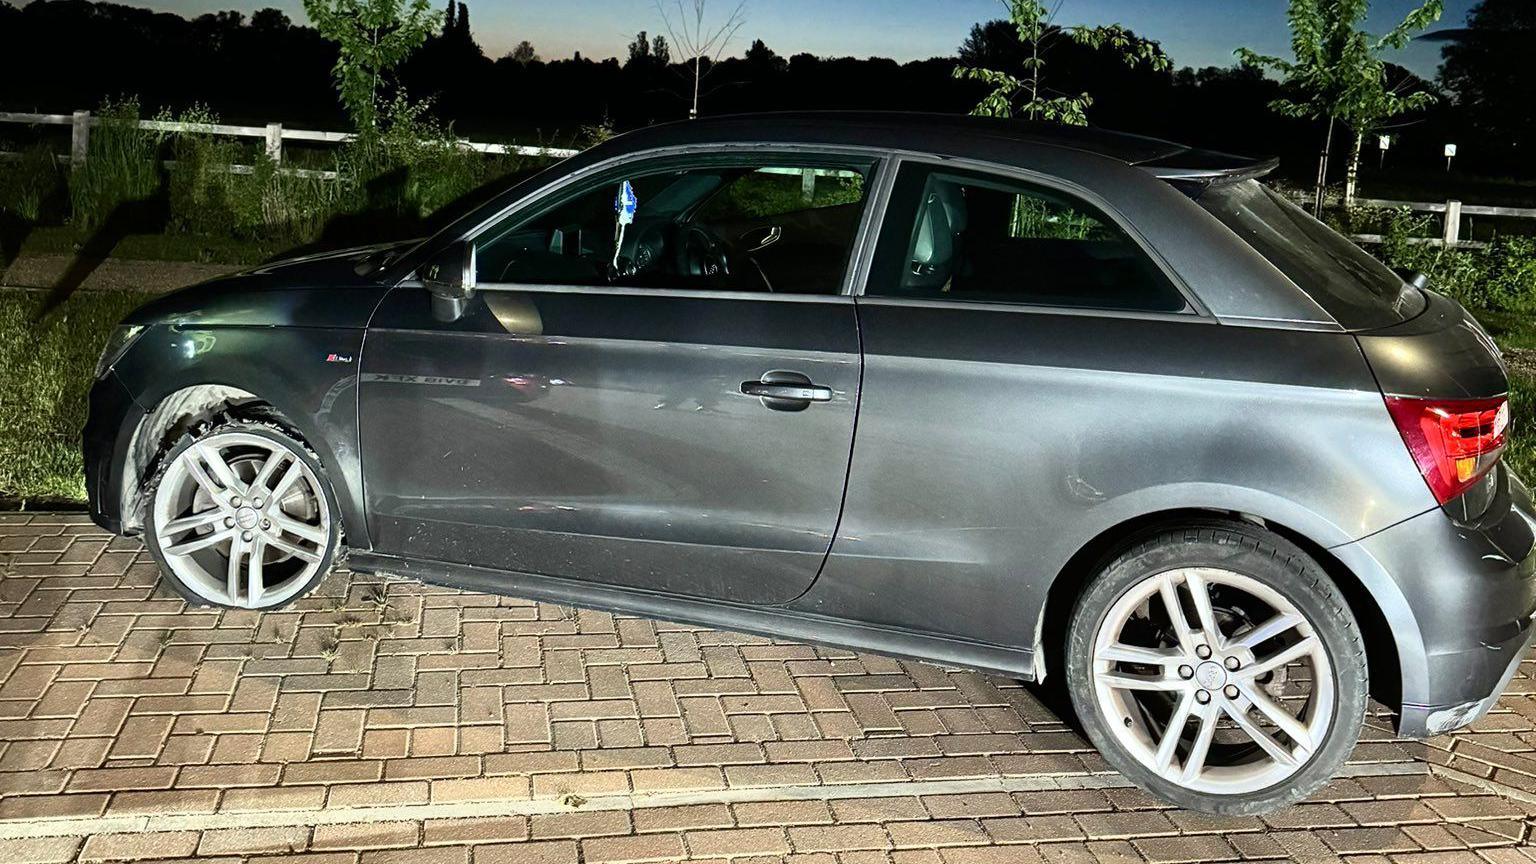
[1065, 523, 1367, 815]
[144, 419, 339, 610]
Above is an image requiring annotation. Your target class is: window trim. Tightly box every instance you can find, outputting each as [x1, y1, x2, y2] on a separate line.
[454, 143, 896, 301]
[856, 153, 1212, 321]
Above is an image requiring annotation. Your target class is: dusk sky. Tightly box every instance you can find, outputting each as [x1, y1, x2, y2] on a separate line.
[126, 0, 1477, 77]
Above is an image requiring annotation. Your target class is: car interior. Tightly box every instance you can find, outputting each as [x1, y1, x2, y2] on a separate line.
[894, 173, 1187, 312]
[474, 162, 873, 295]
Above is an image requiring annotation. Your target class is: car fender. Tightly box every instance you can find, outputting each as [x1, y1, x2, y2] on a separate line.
[1035, 481, 1429, 703]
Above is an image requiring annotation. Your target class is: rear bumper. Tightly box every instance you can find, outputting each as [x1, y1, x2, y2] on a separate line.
[82, 371, 144, 536]
[1333, 464, 1536, 738]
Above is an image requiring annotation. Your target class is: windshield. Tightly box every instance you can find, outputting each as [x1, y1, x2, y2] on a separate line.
[1196, 180, 1424, 330]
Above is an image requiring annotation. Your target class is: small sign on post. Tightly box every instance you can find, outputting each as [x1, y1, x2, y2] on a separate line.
[1444, 143, 1458, 172]
[1378, 134, 1392, 168]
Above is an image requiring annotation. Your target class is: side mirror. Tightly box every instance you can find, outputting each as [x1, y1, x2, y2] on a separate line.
[1393, 267, 1431, 291]
[421, 241, 477, 322]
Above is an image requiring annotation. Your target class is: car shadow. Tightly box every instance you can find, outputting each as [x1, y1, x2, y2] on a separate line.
[35, 168, 171, 320]
[265, 164, 547, 265]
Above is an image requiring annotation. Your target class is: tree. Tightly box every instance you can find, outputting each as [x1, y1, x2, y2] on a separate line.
[743, 38, 785, 73]
[1238, 0, 1442, 212]
[655, 0, 746, 119]
[302, 0, 442, 134]
[1437, 0, 1536, 164]
[509, 39, 538, 66]
[952, 0, 1169, 125]
[250, 8, 293, 32]
[651, 34, 670, 66]
[626, 30, 651, 67]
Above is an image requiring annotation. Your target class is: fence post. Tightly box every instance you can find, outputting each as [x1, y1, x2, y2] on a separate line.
[801, 167, 815, 203]
[265, 123, 283, 164]
[1443, 199, 1462, 247]
[70, 109, 91, 169]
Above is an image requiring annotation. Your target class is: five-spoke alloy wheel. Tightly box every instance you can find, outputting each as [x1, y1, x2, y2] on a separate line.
[1066, 523, 1367, 815]
[145, 421, 338, 610]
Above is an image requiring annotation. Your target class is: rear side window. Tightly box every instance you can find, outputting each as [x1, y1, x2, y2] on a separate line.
[866, 163, 1187, 313]
[1195, 180, 1424, 330]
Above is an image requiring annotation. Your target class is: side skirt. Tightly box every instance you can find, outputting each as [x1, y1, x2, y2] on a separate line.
[347, 552, 1037, 682]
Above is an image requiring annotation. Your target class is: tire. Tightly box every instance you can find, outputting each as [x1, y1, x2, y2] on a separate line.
[1064, 521, 1367, 815]
[143, 414, 341, 611]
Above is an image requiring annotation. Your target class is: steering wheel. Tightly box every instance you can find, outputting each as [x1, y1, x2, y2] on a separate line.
[677, 225, 731, 281]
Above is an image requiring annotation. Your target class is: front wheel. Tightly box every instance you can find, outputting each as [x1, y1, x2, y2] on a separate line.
[143, 418, 340, 610]
[1065, 523, 1367, 815]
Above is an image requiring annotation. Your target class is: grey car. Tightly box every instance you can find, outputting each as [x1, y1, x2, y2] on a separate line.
[84, 112, 1535, 814]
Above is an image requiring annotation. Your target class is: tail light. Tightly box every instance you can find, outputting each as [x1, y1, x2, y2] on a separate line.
[1385, 395, 1510, 504]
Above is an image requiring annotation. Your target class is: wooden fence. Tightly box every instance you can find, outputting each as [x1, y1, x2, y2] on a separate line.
[1349, 197, 1536, 250]
[0, 109, 579, 180]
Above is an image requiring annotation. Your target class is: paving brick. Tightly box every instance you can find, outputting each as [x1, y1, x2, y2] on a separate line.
[634, 803, 735, 833]
[789, 823, 893, 852]
[472, 840, 580, 864]
[581, 832, 687, 863]
[1132, 835, 1240, 864]
[422, 816, 530, 845]
[80, 831, 200, 862]
[312, 821, 421, 850]
[684, 827, 791, 857]
[0, 838, 85, 864]
[197, 825, 310, 855]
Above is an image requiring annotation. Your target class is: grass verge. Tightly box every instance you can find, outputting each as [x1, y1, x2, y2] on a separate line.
[14, 226, 282, 267]
[0, 289, 149, 505]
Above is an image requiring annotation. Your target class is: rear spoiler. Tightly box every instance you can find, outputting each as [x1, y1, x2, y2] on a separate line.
[1136, 147, 1280, 185]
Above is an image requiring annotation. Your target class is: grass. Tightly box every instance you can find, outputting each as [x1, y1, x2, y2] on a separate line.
[15, 226, 282, 267]
[1467, 308, 1536, 481]
[0, 289, 149, 505]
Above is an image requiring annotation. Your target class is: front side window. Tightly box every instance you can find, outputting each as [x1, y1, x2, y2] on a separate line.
[867, 163, 1187, 312]
[474, 156, 876, 296]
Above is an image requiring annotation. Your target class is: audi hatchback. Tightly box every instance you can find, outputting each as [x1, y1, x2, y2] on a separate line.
[84, 112, 1535, 814]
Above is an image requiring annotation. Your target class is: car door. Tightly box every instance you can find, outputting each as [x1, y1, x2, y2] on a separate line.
[358, 150, 883, 605]
[813, 159, 1208, 643]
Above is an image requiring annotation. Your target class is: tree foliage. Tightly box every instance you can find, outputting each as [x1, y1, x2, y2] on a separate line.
[1438, 0, 1536, 157]
[952, 0, 1170, 125]
[301, 0, 443, 133]
[509, 39, 538, 66]
[1238, 0, 1441, 131]
[1238, 0, 1442, 207]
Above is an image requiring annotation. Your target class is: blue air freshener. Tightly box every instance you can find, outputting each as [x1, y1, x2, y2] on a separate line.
[615, 180, 638, 225]
[613, 180, 639, 270]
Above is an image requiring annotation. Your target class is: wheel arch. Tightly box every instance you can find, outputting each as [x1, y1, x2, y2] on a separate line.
[116, 383, 359, 544]
[1034, 506, 1420, 720]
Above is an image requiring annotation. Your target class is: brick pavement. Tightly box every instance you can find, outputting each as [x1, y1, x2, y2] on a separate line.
[2, 511, 1535, 863]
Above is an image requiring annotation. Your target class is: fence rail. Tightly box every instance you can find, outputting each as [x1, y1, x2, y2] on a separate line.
[0, 109, 580, 175]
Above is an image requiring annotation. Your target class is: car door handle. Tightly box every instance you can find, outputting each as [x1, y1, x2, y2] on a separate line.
[741, 371, 832, 411]
[739, 225, 783, 253]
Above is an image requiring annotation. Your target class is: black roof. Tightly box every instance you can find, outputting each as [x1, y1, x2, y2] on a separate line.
[599, 111, 1276, 180]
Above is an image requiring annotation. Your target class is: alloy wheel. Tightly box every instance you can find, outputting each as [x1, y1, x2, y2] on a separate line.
[1089, 566, 1336, 796]
[151, 430, 331, 609]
